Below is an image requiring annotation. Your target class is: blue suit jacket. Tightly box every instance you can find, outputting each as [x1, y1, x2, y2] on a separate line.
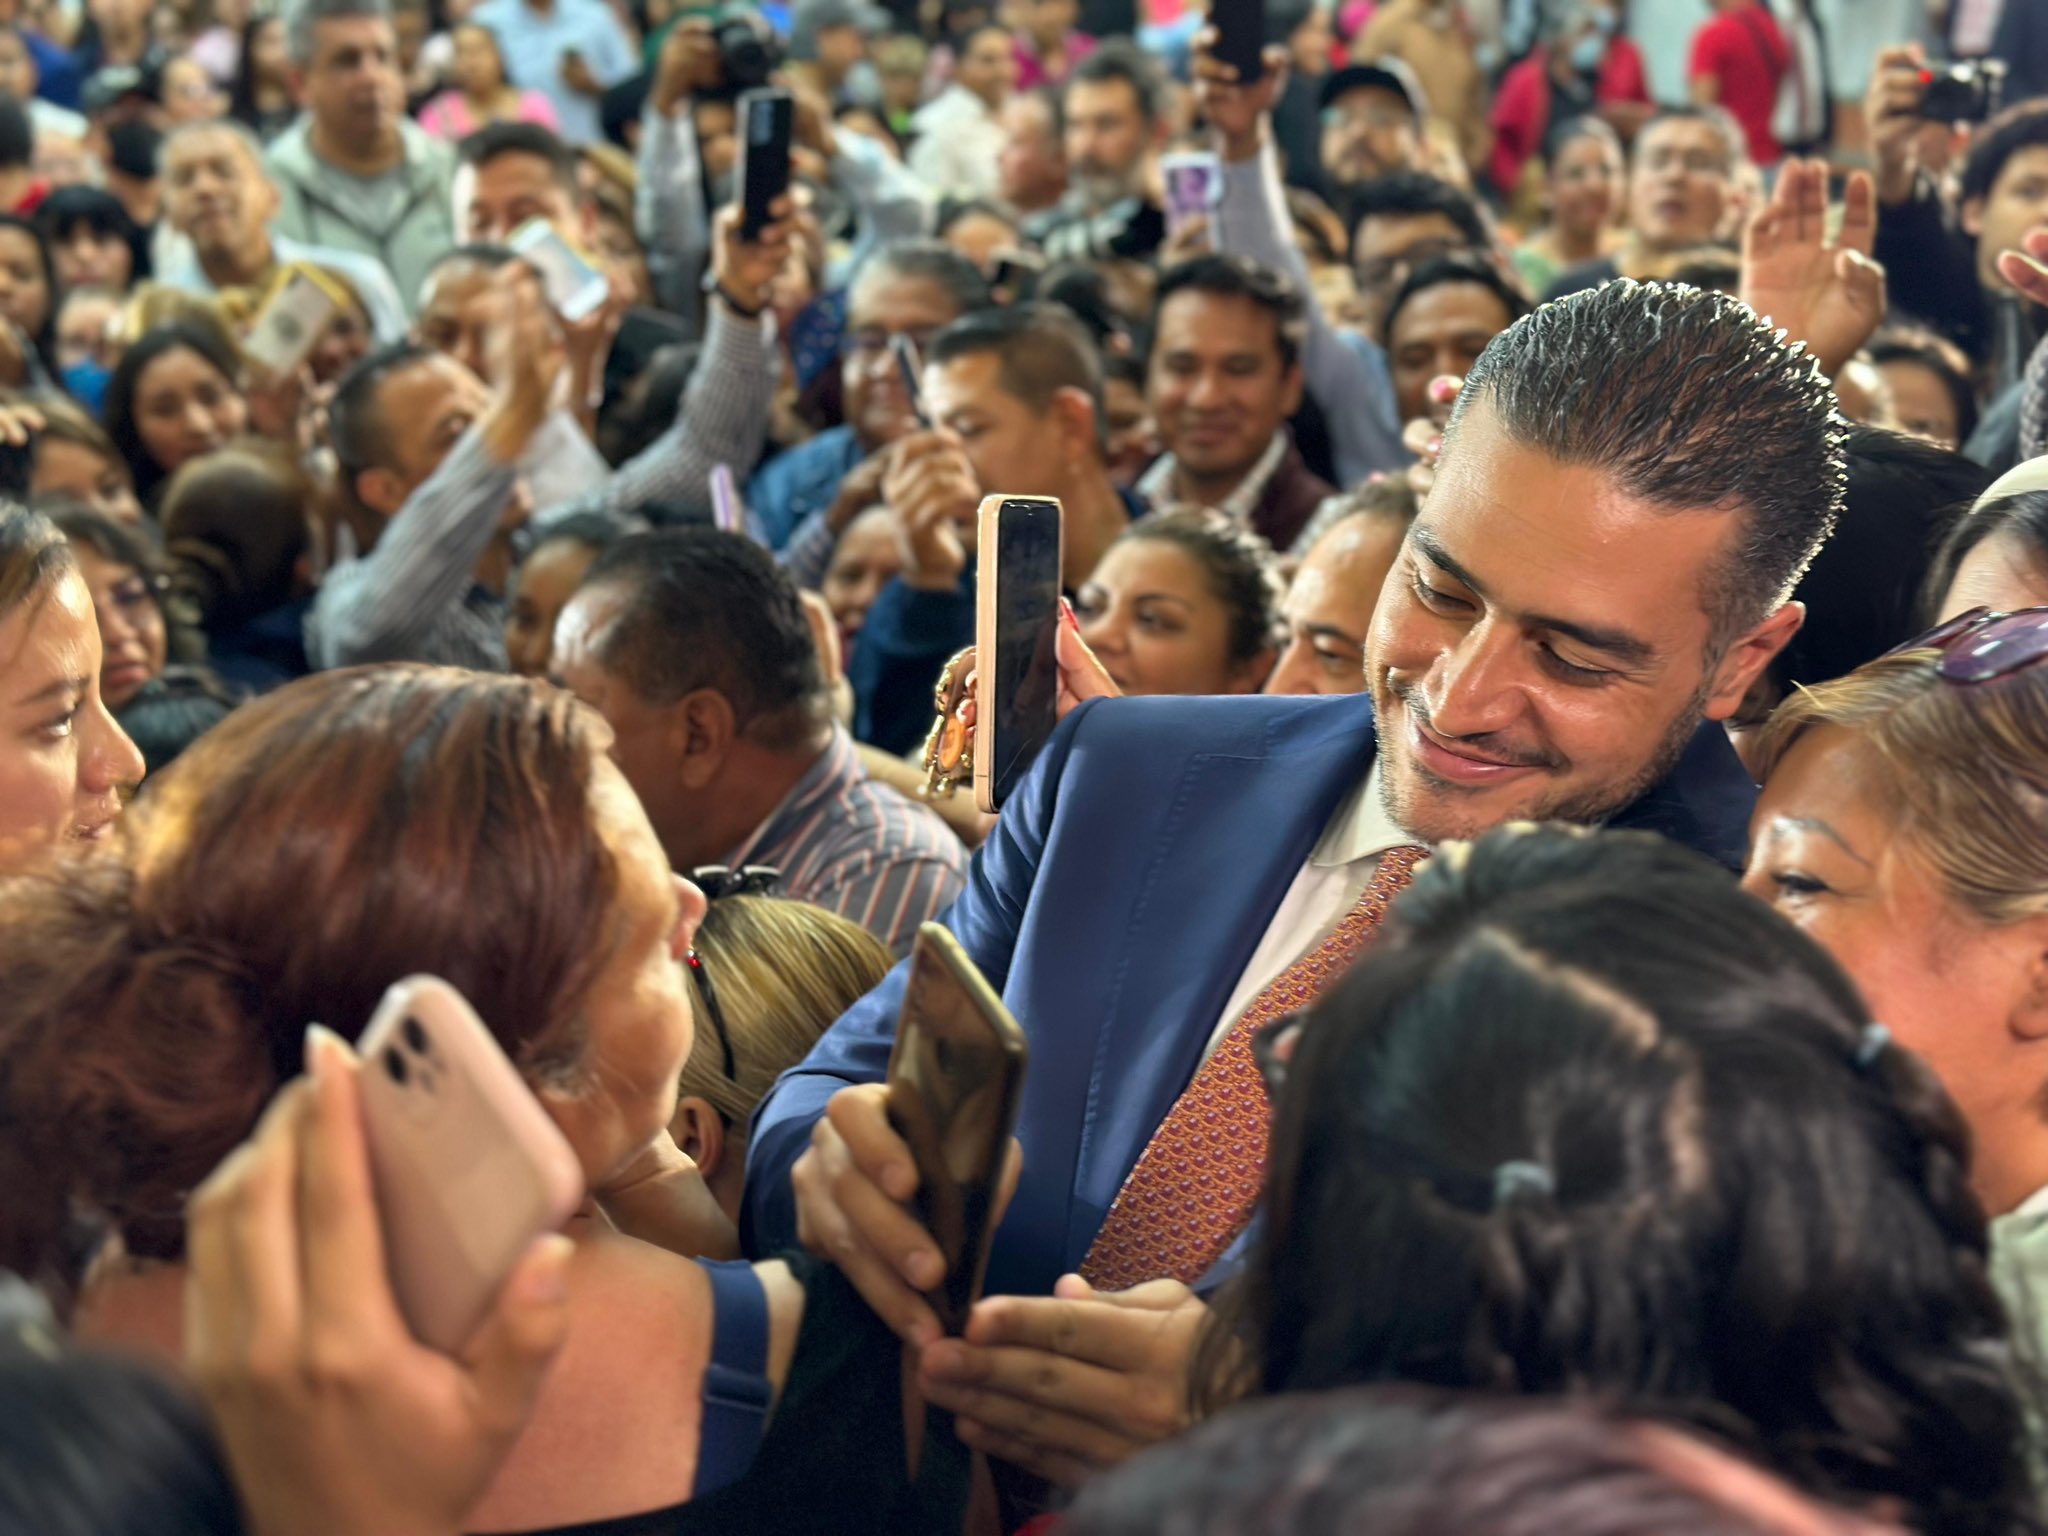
[743, 692, 1756, 1297]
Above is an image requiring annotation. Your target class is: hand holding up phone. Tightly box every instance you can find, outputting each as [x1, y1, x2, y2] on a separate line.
[480, 270, 566, 464]
[1191, 32, 1290, 163]
[883, 430, 982, 592]
[187, 1028, 573, 1536]
[710, 200, 796, 318]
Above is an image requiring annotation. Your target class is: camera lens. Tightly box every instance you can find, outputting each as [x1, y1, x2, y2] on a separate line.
[383, 1046, 409, 1085]
[403, 1016, 429, 1056]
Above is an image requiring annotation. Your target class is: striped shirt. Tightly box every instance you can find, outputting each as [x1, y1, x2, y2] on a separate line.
[724, 726, 968, 958]
[306, 299, 775, 671]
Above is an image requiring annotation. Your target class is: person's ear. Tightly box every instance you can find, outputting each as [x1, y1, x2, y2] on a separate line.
[354, 465, 408, 520]
[1050, 384, 1097, 460]
[1231, 646, 1278, 695]
[1278, 357, 1305, 417]
[671, 1095, 728, 1180]
[674, 688, 738, 788]
[1699, 601, 1803, 723]
[1962, 195, 1985, 241]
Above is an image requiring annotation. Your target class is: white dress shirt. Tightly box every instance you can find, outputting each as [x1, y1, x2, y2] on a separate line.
[1201, 760, 1426, 1060]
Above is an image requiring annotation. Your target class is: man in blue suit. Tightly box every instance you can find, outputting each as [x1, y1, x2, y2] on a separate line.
[744, 277, 1846, 1486]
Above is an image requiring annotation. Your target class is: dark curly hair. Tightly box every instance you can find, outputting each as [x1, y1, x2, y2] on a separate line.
[1200, 824, 2041, 1536]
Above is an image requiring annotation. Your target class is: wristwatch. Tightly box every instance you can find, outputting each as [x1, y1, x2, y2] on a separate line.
[701, 267, 767, 319]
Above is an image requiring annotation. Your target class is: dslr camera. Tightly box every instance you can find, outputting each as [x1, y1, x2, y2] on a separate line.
[713, 8, 785, 92]
[1918, 59, 2006, 125]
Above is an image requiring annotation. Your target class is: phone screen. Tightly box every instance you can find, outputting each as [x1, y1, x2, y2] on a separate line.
[737, 86, 793, 240]
[887, 927, 1027, 1334]
[509, 219, 609, 323]
[987, 498, 1062, 808]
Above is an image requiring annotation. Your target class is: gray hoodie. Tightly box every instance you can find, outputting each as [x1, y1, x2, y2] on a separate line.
[265, 118, 456, 314]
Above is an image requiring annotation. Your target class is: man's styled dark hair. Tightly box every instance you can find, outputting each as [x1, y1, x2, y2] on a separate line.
[328, 341, 440, 482]
[854, 239, 992, 317]
[580, 529, 829, 750]
[1447, 280, 1843, 650]
[1153, 253, 1310, 372]
[1069, 38, 1163, 128]
[1961, 98, 2048, 209]
[929, 301, 1106, 443]
[1346, 172, 1490, 254]
[1383, 252, 1532, 344]
[459, 119, 580, 196]
[427, 241, 518, 278]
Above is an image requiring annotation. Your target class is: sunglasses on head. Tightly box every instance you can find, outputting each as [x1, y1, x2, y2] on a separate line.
[684, 864, 783, 1082]
[1882, 606, 2048, 683]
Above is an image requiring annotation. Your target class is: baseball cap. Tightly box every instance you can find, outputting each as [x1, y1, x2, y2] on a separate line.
[1319, 57, 1429, 120]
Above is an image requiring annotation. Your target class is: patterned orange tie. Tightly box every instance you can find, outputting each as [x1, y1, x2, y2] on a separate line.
[1081, 846, 1427, 1292]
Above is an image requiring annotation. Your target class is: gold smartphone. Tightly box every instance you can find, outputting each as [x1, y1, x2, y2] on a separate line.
[885, 924, 1030, 1335]
[971, 493, 1064, 816]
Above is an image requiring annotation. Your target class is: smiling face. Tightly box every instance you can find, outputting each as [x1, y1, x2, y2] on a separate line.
[133, 345, 249, 476]
[0, 567, 145, 865]
[1265, 511, 1406, 696]
[1075, 535, 1267, 697]
[70, 543, 165, 710]
[1146, 286, 1302, 491]
[1365, 395, 1785, 844]
[1965, 145, 2048, 293]
[1744, 723, 2048, 1213]
[1386, 280, 1514, 425]
[504, 535, 601, 678]
[820, 504, 900, 652]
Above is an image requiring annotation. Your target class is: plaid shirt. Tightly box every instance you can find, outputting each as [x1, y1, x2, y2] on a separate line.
[725, 727, 967, 957]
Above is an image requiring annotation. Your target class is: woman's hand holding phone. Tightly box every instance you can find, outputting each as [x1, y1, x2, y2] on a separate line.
[186, 1028, 574, 1536]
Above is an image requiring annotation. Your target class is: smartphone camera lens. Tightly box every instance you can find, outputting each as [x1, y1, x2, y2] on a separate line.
[403, 1016, 430, 1056]
[383, 1046, 409, 1085]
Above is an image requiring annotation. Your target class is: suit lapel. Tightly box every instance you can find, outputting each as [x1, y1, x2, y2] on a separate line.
[1049, 700, 1381, 1278]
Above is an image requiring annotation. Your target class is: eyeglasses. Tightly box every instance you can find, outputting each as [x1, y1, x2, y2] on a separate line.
[683, 865, 782, 1081]
[1881, 605, 2048, 683]
[841, 326, 941, 361]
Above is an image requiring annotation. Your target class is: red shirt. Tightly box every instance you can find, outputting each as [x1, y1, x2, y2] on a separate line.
[1689, 3, 1789, 165]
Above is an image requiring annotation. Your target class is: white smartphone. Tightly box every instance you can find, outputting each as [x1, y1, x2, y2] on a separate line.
[1161, 151, 1222, 236]
[509, 218, 609, 324]
[241, 265, 341, 376]
[356, 976, 585, 1354]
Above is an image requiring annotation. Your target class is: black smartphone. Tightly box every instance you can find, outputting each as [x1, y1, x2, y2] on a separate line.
[972, 494, 1063, 816]
[1210, 0, 1266, 84]
[735, 85, 793, 241]
[890, 332, 932, 429]
[885, 924, 1029, 1337]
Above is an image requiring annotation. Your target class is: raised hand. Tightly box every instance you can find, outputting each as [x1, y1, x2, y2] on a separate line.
[187, 1029, 573, 1536]
[1192, 35, 1289, 163]
[883, 429, 981, 592]
[1740, 158, 1886, 379]
[711, 200, 797, 318]
[651, 18, 717, 116]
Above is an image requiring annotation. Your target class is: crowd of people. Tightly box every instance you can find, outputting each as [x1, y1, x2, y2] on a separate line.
[7, 0, 2048, 1530]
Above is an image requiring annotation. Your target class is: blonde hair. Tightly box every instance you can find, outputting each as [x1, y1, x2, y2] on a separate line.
[114, 285, 240, 359]
[678, 896, 893, 1123]
[1755, 651, 2048, 926]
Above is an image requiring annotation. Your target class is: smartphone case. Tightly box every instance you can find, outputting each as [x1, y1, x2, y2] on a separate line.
[357, 976, 585, 1354]
[884, 925, 1029, 1334]
[1211, 0, 1267, 82]
[508, 219, 609, 324]
[242, 266, 343, 376]
[736, 87, 794, 240]
[972, 494, 1065, 816]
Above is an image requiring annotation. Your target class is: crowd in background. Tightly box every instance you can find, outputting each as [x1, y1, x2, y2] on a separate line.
[7, 0, 2048, 1531]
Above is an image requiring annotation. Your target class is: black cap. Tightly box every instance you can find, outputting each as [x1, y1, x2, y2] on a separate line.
[1319, 57, 1428, 119]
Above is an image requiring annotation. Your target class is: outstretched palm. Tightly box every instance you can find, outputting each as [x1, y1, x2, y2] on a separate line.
[1740, 158, 1886, 379]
